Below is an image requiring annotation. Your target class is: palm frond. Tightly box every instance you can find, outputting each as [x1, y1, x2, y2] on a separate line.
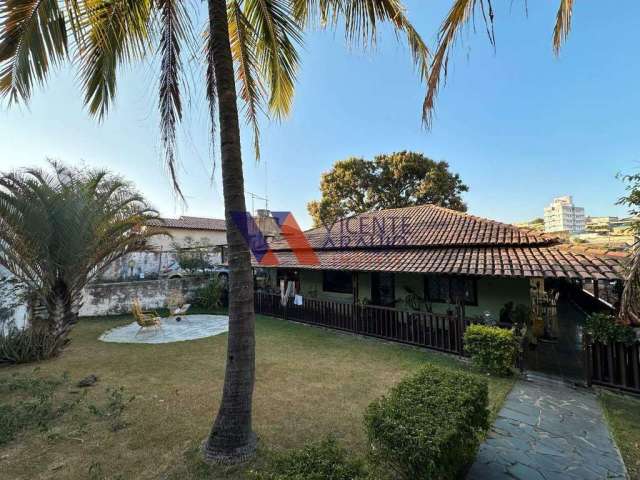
[229, 0, 265, 159]
[0, 161, 160, 299]
[424, 0, 479, 128]
[157, 0, 190, 201]
[0, 0, 68, 103]
[78, 0, 153, 120]
[203, 24, 217, 175]
[297, 0, 430, 121]
[552, 0, 573, 55]
[243, 0, 302, 118]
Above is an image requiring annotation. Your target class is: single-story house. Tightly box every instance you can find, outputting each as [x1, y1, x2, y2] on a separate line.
[258, 204, 625, 319]
[254, 205, 628, 379]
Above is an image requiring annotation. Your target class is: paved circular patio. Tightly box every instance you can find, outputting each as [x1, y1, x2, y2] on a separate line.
[99, 314, 229, 344]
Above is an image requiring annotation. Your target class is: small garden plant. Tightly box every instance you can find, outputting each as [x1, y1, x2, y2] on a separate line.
[464, 324, 519, 376]
[251, 436, 366, 480]
[364, 365, 489, 480]
[585, 313, 636, 345]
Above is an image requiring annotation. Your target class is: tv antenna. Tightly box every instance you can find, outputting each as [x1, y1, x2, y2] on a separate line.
[247, 191, 269, 215]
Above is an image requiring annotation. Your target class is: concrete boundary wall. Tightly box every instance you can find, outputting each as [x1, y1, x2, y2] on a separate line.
[80, 277, 208, 317]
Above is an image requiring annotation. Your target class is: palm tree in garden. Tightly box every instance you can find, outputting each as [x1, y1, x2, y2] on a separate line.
[0, 0, 431, 462]
[0, 161, 159, 354]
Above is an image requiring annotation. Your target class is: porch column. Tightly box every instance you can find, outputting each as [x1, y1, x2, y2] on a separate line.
[352, 271, 359, 304]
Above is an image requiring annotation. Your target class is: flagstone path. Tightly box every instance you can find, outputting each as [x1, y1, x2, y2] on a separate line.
[467, 375, 628, 479]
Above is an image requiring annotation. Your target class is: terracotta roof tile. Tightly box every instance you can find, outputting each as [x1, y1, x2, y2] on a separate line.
[257, 205, 626, 281]
[149, 216, 226, 231]
[270, 204, 559, 251]
[261, 245, 623, 280]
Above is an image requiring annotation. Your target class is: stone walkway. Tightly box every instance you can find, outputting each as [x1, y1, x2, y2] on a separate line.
[467, 375, 628, 479]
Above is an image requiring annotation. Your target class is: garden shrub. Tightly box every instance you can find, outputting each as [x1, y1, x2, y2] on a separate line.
[364, 365, 489, 480]
[251, 436, 366, 480]
[464, 324, 518, 376]
[585, 313, 636, 345]
[0, 323, 66, 364]
[194, 277, 227, 310]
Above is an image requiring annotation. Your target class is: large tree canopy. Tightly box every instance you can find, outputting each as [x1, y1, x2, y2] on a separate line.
[307, 151, 468, 227]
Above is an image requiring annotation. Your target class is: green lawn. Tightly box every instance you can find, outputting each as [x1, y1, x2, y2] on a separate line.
[0, 315, 514, 479]
[599, 390, 640, 479]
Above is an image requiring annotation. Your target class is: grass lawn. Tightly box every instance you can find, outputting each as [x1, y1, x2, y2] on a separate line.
[0, 314, 515, 479]
[599, 390, 640, 479]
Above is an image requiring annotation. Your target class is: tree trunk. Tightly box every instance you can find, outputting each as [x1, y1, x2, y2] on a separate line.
[203, 0, 257, 463]
[43, 281, 78, 354]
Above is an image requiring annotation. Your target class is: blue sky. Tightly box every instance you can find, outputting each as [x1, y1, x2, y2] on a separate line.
[1, 0, 638, 230]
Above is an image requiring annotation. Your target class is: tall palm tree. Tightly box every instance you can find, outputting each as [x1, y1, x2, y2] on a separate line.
[0, 0, 431, 462]
[0, 161, 159, 353]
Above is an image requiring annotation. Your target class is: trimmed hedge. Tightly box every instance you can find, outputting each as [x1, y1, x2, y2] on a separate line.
[464, 324, 518, 376]
[364, 365, 489, 480]
[251, 436, 366, 480]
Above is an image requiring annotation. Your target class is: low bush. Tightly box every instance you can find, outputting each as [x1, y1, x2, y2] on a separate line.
[585, 313, 636, 345]
[194, 277, 227, 310]
[0, 323, 66, 364]
[463, 324, 518, 376]
[364, 365, 489, 480]
[251, 436, 366, 480]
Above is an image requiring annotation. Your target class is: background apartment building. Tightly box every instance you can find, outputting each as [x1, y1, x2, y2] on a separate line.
[544, 196, 586, 233]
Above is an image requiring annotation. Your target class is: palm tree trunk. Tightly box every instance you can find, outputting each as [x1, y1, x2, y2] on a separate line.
[44, 281, 77, 352]
[203, 0, 257, 463]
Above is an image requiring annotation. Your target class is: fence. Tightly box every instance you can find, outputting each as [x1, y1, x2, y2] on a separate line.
[585, 338, 640, 394]
[254, 292, 468, 355]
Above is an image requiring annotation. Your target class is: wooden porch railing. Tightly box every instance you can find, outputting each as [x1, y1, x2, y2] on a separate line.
[585, 336, 640, 394]
[254, 292, 468, 355]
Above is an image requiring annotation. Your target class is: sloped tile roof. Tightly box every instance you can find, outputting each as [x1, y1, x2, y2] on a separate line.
[261, 205, 626, 280]
[149, 216, 226, 231]
[266, 246, 624, 280]
[269, 204, 558, 251]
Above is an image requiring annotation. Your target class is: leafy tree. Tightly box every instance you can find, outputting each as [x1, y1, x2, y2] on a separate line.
[0, 161, 159, 353]
[174, 238, 215, 275]
[0, 0, 431, 462]
[307, 151, 468, 226]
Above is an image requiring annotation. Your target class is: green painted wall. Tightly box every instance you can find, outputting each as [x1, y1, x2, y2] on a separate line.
[293, 270, 531, 320]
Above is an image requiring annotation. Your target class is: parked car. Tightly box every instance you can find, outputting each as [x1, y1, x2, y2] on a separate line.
[161, 263, 229, 285]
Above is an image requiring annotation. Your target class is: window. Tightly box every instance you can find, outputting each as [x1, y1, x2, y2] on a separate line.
[424, 275, 477, 306]
[323, 270, 353, 294]
[371, 272, 395, 307]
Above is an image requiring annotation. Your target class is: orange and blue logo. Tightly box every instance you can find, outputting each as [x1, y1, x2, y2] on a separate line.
[230, 211, 319, 266]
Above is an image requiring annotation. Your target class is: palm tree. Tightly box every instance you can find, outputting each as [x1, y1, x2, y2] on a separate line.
[0, 161, 159, 353]
[0, 0, 430, 462]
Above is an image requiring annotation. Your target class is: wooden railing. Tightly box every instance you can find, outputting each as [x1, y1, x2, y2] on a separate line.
[585, 338, 640, 394]
[254, 292, 468, 355]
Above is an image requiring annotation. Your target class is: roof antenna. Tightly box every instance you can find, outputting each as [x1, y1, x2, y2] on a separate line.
[247, 191, 269, 216]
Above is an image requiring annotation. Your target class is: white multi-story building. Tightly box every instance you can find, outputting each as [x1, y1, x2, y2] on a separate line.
[544, 196, 586, 233]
